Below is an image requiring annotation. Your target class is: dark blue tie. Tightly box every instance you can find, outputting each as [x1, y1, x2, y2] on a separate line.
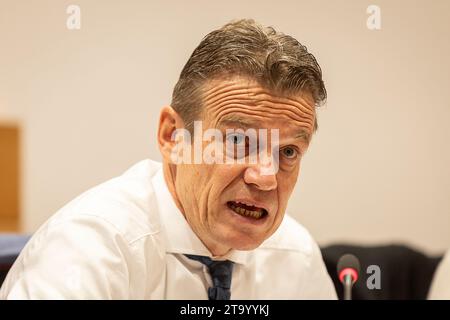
[185, 254, 234, 300]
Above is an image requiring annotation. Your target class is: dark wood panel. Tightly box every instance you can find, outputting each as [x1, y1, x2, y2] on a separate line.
[0, 124, 20, 232]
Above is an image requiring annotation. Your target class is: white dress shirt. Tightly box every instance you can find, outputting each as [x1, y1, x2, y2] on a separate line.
[428, 250, 450, 300]
[0, 159, 337, 299]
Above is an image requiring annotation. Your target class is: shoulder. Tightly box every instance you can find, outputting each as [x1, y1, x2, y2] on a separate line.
[44, 159, 163, 244]
[0, 160, 166, 299]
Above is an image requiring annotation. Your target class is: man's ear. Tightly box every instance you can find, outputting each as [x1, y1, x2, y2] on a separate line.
[157, 106, 184, 161]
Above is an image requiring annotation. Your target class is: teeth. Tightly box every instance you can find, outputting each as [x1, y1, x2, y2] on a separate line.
[229, 202, 264, 219]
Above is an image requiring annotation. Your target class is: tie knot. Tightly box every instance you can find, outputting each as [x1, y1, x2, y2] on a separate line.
[185, 254, 234, 300]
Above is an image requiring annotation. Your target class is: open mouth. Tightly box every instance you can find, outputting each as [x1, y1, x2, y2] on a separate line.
[227, 201, 268, 220]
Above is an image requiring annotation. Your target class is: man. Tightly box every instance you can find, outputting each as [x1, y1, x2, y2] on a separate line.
[0, 19, 336, 299]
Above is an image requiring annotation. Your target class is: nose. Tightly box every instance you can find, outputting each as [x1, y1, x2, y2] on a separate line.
[243, 164, 278, 191]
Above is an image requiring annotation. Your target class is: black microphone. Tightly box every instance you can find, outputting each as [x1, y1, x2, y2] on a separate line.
[337, 254, 360, 300]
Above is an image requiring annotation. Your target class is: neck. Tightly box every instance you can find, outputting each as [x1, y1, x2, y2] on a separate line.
[161, 162, 232, 257]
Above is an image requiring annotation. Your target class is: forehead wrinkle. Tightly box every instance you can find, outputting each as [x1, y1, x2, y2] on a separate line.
[203, 77, 312, 106]
[204, 77, 316, 107]
[203, 84, 253, 101]
[203, 87, 255, 108]
[203, 84, 315, 122]
[212, 108, 315, 133]
[207, 99, 257, 115]
[224, 83, 316, 115]
[202, 80, 256, 105]
[206, 91, 314, 119]
[254, 101, 315, 121]
[207, 99, 315, 129]
[201, 78, 316, 134]
[203, 79, 315, 114]
[246, 88, 316, 113]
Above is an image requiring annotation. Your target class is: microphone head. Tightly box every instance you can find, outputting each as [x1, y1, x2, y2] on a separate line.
[337, 254, 360, 283]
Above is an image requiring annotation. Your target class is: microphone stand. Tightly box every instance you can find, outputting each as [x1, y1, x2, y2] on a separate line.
[343, 274, 354, 300]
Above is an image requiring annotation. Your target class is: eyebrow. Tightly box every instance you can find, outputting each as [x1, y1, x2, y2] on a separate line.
[217, 116, 312, 143]
[217, 117, 260, 129]
[295, 130, 311, 143]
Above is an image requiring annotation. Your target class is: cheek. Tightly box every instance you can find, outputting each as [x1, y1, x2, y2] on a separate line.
[213, 164, 245, 187]
[207, 165, 247, 207]
[175, 165, 195, 199]
[195, 164, 240, 198]
[277, 171, 300, 204]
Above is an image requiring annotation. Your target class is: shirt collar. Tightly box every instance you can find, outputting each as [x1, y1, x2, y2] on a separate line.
[151, 165, 250, 265]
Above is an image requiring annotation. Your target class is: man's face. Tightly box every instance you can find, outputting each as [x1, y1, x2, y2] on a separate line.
[173, 77, 316, 255]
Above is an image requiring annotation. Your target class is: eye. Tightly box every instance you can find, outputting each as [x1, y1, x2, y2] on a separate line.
[281, 147, 298, 159]
[226, 133, 245, 145]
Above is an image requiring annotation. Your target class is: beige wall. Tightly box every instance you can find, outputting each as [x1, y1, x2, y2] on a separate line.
[0, 0, 449, 254]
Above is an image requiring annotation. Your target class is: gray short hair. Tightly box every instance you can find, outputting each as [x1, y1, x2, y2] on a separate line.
[171, 19, 326, 132]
